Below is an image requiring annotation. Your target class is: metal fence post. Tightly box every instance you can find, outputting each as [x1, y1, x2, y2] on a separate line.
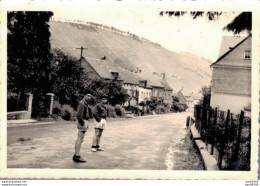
[218, 109, 230, 169]
[231, 110, 244, 170]
[211, 107, 217, 155]
[205, 109, 211, 149]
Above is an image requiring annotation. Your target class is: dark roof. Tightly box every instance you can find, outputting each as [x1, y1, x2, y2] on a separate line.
[117, 67, 143, 85]
[211, 34, 252, 67]
[82, 57, 114, 79]
[176, 90, 187, 104]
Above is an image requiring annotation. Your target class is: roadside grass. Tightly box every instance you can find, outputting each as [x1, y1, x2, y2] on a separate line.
[172, 129, 204, 170]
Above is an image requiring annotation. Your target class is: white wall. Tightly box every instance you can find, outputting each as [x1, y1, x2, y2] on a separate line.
[210, 93, 250, 114]
[138, 87, 151, 102]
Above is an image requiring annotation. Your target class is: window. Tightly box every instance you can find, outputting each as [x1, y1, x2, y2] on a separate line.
[244, 50, 251, 59]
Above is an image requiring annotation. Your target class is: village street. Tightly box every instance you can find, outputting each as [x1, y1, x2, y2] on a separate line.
[7, 111, 203, 170]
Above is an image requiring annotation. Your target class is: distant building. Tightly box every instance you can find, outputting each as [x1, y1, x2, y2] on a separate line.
[138, 80, 152, 102]
[173, 89, 187, 105]
[210, 35, 251, 114]
[81, 57, 174, 106]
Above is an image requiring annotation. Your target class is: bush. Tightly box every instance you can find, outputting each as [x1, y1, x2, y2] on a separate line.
[155, 105, 166, 114]
[125, 105, 140, 115]
[107, 105, 116, 118]
[53, 101, 62, 115]
[52, 101, 76, 121]
[114, 105, 126, 117]
[172, 102, 188, 112]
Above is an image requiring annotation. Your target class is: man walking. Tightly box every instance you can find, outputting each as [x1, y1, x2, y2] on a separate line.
[73, 94, 92, 163]
[91, 95, 108, 152]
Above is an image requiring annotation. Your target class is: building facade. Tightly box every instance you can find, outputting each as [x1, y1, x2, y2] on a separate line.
[210, 35, 251, 114]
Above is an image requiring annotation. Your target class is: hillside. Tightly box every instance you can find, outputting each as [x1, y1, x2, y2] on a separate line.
[49, 21, 212, 95]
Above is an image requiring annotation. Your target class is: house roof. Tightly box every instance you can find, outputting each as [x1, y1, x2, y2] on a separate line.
[217, 36, 246, 59]
[211, 34, 252, 67]
[117, 67, 143, 85]
[161, 80, 173, 91]
[244, 104, 251, 111]
[175, 90, 187, 104]
[82, 57, 114, 79]
[82, 57, 145, 85]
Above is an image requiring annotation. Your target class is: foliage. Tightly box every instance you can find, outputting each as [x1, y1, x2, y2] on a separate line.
[50, 49, 83, 109]
[52, 101, 76, 121]
[125, 105, 140, 115]
[159, 11, 251, 34]
[107, 105, 116, 118]
[114, 105, 126, 117]
[83, 79, 130, 106]
[7, 92, 18, 112]
[194, 100, 251, 170]
[172, 102, 188, 112]
[7, 11, 54, 116]
[155, 105, 166, 114]
[172, 95, 180, 103]
[199, 85, 211, 97]
[224, 12, 252, 34]
[160, 11, 222, 20]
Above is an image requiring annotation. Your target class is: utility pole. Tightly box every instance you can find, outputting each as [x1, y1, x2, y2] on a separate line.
[75, 46, 88, 96]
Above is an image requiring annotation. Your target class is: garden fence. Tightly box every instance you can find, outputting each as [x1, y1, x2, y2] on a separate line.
[190, 102, 251, 170]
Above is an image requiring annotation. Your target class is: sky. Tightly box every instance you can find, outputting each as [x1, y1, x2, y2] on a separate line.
[50, 3, 242, 62]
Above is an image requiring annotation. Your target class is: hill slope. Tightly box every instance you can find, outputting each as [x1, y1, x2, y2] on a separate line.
[49, 21, 212, 95]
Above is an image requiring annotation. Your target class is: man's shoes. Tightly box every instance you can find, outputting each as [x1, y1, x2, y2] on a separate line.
[97, 148, 104, 151]
[91, 148, 97, 152]
[73, 155, 87, 163]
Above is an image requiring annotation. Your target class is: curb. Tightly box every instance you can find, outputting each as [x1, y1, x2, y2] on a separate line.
[7, 121, 55, 128]
[189, 123, 219, 170]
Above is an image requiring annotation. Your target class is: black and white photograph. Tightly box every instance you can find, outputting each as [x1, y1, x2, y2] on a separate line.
[0, 0, 259, 180]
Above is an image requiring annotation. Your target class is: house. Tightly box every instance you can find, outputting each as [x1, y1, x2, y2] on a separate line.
[138, 80, 152, 102]
[49, 21, 173, 106]
[210, 35, 251, 114]
[160, 74, 173, 106]
[81, 57, 154, 106]
[173, 89, 187, 105]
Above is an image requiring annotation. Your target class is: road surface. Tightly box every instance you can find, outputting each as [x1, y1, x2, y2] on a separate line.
[7, 112, 202, 169]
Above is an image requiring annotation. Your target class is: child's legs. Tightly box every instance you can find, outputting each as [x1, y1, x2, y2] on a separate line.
[92, 129, 99, 147]
[75, 131, 85, 156]
[96, 129, 103, 147]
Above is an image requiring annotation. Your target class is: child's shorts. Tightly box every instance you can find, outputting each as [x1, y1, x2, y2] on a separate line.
[94, 118, 107, 130]
[77, 120, 89, 132]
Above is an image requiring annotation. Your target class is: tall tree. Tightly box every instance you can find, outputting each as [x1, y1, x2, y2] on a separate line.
[8, 11, 53, 114]
[50, 48, 82, 109]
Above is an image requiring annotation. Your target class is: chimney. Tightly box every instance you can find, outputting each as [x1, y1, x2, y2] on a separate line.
[144, 80, 147, 87]
[162, 72, 166, 80]
[111, 72, 119, 80]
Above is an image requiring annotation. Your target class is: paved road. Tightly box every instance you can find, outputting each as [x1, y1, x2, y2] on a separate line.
[7, 112, 191, 169]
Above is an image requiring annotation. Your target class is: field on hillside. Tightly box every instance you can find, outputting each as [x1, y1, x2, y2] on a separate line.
[49, 21, 212, 95]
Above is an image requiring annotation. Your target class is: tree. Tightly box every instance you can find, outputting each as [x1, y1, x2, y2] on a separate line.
[172, 95, 180, 103]
[159, 11, 251, 34]
[83, 79, 130, 106]
[224, 12, 252, 34]
[198, 85, 211, 106]
[199, 85, 211, 97]
[50, 49, 83, 109]
[7, 11, 53, 115]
